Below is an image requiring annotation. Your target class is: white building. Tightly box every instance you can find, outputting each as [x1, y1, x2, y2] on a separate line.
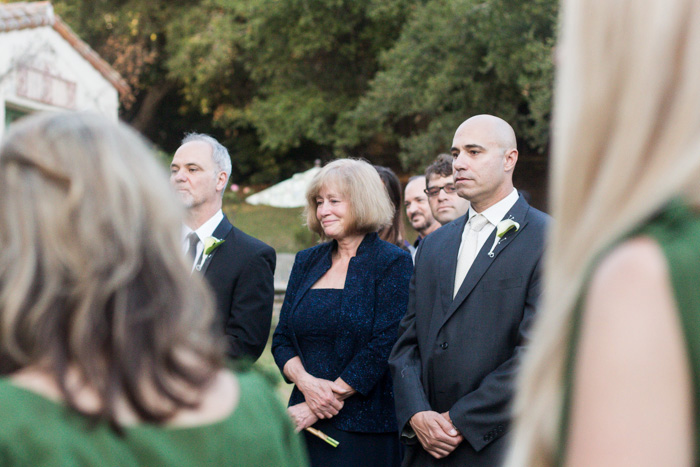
[0, 1, 128, 139]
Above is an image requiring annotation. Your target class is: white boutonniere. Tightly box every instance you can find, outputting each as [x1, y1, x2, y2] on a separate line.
[487, 219, 520, 257]
[195, 236, 225, 271]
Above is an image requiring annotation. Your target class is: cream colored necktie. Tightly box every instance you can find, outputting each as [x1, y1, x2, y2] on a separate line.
[453, 214, 489, 298]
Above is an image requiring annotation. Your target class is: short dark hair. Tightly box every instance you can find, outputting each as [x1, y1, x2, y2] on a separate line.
[425, 153, 454, 183]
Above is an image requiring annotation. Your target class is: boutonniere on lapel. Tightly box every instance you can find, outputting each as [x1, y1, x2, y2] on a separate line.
[487, 219, 520, 258]
[195, 236, 225, 271]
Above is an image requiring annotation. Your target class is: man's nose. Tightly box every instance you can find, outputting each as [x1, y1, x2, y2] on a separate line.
[172, 169, 186, 182]
[453, 153, 467, 171]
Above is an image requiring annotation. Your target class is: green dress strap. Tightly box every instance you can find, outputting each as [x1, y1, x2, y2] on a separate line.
[557, 200, 700, 465]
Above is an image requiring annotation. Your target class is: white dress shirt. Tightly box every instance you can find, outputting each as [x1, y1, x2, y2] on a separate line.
[455, 189, 520, 264]
[182, 209, 224, 269]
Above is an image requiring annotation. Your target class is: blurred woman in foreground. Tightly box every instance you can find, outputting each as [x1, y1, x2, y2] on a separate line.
[0, 112, 307, 466]
[507, 0, 700, 465]
[273, 159, 413, 467]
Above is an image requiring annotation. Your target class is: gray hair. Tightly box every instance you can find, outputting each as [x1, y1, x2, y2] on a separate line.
[182, 133, 232, 184]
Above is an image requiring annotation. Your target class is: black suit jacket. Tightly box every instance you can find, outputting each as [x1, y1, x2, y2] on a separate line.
[389, 195, 549, 466]
[198, 215, 276, 361]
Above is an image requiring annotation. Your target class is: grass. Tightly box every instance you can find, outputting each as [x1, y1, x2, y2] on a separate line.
[255, 323, 294, 403]
[223, 194, 418, 253]
[223, 200, 317, 253]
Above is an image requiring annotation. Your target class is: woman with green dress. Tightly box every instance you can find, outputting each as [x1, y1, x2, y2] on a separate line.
[0, 112, 308, 467]
[506, 0, 700, 465]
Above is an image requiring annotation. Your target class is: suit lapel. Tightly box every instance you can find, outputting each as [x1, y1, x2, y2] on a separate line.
[290, 245, 333, 314]
[424, 218, 467, 349]
[439, 197, 531, 330]
[199, 216, 234, 277]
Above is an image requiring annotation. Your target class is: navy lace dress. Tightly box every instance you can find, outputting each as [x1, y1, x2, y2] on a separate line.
[291, 288, 401, 467]
[272, 233, 413, 467]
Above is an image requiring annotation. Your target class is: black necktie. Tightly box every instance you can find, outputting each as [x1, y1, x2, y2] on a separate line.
[186, 232, 199, 262]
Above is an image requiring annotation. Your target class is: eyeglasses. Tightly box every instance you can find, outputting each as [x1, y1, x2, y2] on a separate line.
[424, 184, 457, 197]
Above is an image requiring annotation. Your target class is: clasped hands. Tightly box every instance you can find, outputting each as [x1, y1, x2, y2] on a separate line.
[409, 411, 464, 459]
[288, 374, 353, 431]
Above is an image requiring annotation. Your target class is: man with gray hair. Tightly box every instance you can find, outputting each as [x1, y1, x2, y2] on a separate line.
[170, 133, 276, 361]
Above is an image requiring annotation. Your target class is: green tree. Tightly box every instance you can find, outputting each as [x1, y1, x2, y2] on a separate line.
[166, 0, 417, 180]
[47, 0, 556, 183]
[339, 0, 557, 170]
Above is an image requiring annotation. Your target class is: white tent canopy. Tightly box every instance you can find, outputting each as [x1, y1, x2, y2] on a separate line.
[245, 165, 321, 208]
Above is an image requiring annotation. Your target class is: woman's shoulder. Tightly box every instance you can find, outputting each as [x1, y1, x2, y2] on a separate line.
[0, 376, 46, 420]
[590, 237, 668, 300]
[590, 200, 700, 298]
[640, 199, 700, 241]
[373, 238, 413, 269]
[362, 234, 411, 258]
[166, 369, 239, 428]
[232, 367, 277, 396]
[581, 236, 673, 360]
[628, 200, 700, 284]
[569, 234, 693, 467]
[223, 368, 297, 428]
[173, 367, 287, 430]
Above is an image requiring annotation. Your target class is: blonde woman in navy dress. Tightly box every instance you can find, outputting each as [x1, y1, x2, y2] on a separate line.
[273, 159, 413, 467]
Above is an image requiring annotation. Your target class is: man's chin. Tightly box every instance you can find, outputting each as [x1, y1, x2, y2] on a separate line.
[454, 188, 474, 202]
[409, 219, 424, 230]
[176, 194, 195, 208]
[435, 215, 453, 225]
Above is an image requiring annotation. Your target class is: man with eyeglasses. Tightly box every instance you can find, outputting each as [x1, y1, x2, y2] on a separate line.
[424, 154, 470, 226]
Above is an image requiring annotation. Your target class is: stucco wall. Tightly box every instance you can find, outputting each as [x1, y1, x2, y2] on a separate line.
[0, 24, 119, 140]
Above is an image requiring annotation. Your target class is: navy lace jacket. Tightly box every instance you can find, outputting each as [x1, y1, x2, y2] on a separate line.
[272, 232, 413, 433]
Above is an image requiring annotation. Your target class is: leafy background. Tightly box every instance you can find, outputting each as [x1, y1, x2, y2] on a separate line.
[33, 0, 557, 207]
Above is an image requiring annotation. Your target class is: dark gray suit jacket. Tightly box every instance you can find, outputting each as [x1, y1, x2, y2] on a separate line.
[389, 195, 549, 466]
[198, 215, 276, 361]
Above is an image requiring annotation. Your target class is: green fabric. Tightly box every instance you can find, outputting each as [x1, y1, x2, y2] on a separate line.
[0, 369, 309, 467]
[558, 200, 700, 465]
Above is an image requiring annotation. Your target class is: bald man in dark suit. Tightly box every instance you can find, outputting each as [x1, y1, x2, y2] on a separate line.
[390, 115, 549, 466]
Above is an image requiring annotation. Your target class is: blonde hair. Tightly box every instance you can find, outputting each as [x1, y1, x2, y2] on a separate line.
[0, 112, 223, 427]
[305, 159, 393, 239]
[507, 0, 700, 464]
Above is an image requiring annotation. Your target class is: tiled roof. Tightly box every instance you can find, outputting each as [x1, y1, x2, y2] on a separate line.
[0, 2, 129, 96]
[0, 1, 53, 31]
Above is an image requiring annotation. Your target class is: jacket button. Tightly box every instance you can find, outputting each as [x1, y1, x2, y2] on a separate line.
[440, 342, 449, 350]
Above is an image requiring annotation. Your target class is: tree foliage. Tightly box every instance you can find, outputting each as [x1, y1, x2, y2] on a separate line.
[340, 0, 557, 170]
[47, 0, 557, 181]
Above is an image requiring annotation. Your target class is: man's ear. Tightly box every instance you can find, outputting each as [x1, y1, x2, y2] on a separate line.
[216, 171, 228, 193]
[504, 148, 518, 172]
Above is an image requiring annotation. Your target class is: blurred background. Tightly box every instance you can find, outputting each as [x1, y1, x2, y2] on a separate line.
[0, 0, 557, 395]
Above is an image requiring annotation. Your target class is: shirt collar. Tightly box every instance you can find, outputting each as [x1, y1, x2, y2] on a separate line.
[468, 188, 519, 226]
[182, 209, 224, 241]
